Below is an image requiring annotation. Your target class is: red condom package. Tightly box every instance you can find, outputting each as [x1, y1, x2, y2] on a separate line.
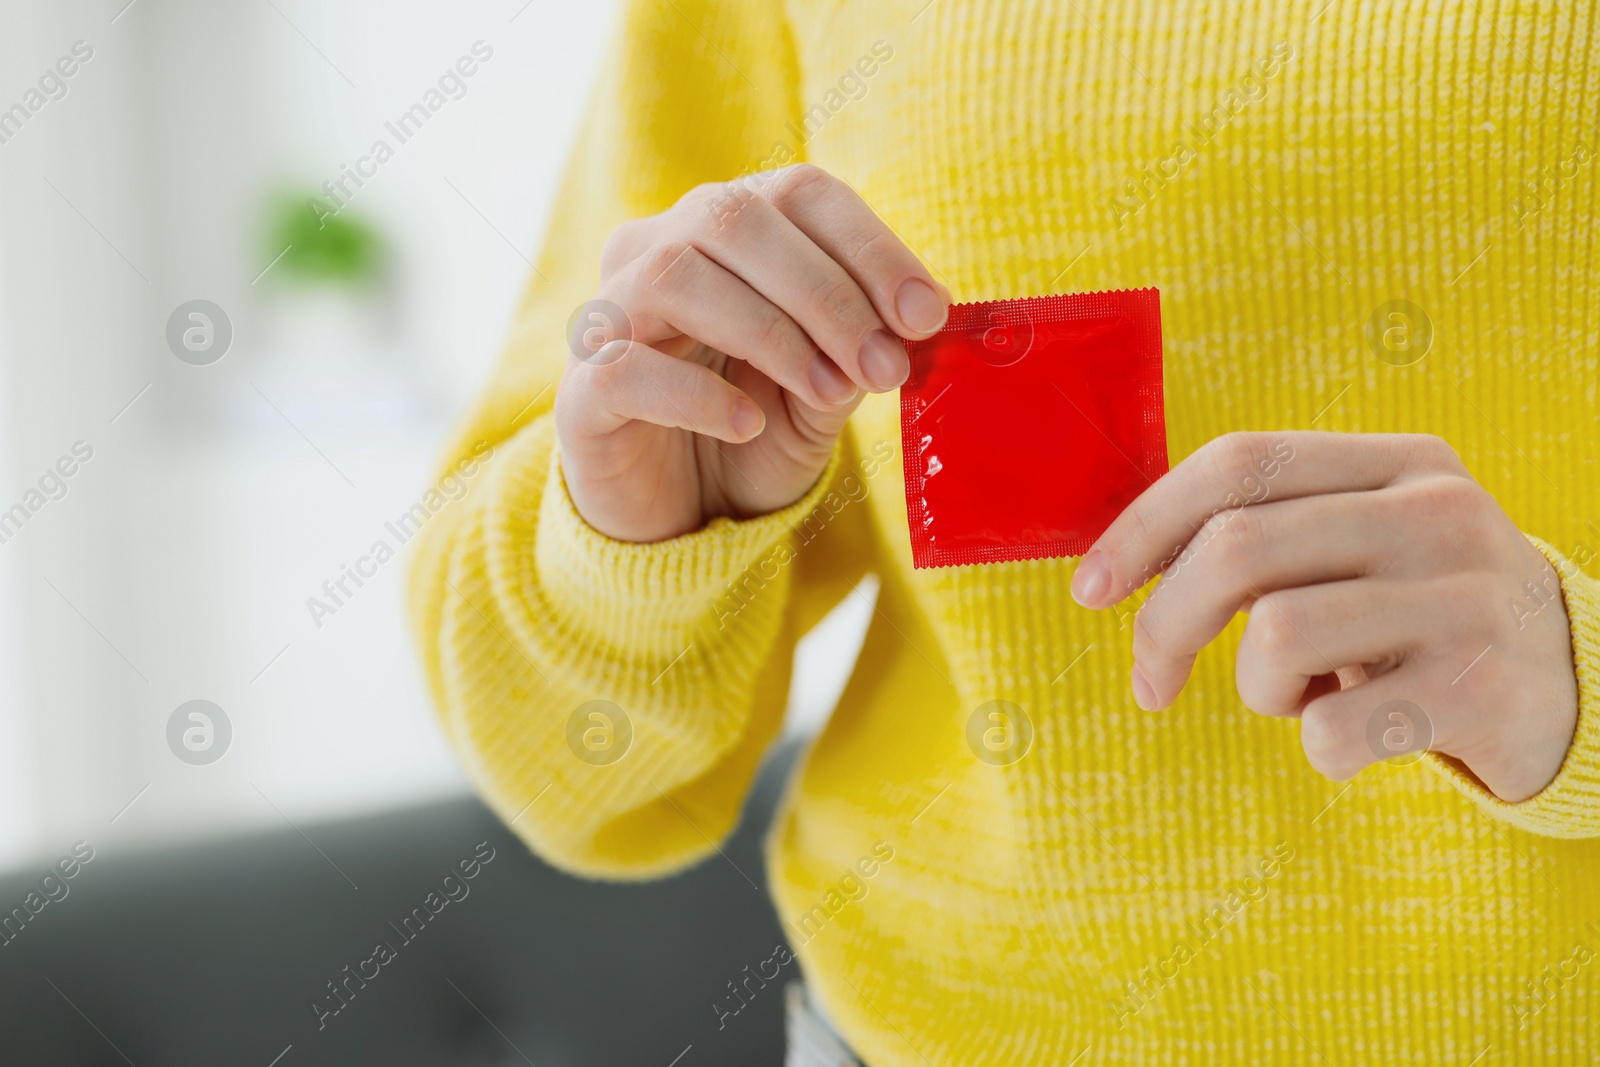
[899, 288, 1168, 569]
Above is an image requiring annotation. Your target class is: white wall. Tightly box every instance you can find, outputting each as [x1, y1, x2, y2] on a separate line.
[0, 0, 623, 872]
[0, 0, 872, 876]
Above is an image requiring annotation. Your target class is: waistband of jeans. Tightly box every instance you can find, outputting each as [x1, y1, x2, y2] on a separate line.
[784, 981, 862, 1067]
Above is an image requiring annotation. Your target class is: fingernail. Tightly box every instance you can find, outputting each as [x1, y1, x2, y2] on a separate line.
[731, 397, 765, 439]
[858, 330, 910, 391]
[896, 278, 948, 335]
[1072, 550, 1111, 607]
[809, 354, 857, 405]
[1131, 664, 1156, 711]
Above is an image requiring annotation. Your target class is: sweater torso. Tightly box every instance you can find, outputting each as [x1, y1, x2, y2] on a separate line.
[768, 2, 1600, 1063]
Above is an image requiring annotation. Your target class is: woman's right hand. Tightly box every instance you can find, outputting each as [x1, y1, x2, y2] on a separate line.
[554, 163, 951, 544]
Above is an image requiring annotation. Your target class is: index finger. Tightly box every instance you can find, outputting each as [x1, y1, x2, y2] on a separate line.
[754, 164, 952, 340]
[1070, 431, 1447, 609]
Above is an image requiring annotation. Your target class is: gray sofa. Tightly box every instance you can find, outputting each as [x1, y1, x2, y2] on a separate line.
[0, 743, 803, 1065]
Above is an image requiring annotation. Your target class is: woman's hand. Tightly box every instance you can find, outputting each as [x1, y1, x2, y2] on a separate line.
[555, 164, 950, 544]
[1072, 431, 1580, 802]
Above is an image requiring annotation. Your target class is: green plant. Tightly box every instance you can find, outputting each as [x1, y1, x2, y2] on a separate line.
[264, 192, 386, 287]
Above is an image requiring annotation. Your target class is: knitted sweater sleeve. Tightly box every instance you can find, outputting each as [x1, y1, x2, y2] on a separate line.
[1429, 537, 1600, 838]
[406, 0, 878, 878]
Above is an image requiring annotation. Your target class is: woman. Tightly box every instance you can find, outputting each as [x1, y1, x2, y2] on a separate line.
[408, 1, 1600, 1062]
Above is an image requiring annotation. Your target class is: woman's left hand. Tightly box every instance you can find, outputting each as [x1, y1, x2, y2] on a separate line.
[1071, 431, 1579, 802]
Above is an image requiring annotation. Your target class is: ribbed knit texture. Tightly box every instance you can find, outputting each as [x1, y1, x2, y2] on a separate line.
[408, 2, 1600, 1063]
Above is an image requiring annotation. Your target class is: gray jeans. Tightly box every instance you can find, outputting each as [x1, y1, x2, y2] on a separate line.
[785, 981, 862, 1067]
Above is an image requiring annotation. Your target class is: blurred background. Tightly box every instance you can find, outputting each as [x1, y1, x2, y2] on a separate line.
[0, 1, 869, 1062]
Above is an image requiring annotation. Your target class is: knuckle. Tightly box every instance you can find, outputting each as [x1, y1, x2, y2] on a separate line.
[1233, 669, 1275, 717]
[680, 180, 728, 211]
[1116, 500, 1158, 555]
[705, 189, 760, 238]
[1445, 476, 1494, 523]
[1201, 431, 1265, 481]
[1408, 476, 1497, 549]
[1202, 506, 1262, 572]
[554, 362, 601, 422]
[809, 274, 864, 328]
[767, 163, 833, 212]
[580, 351, 628, 394]
[553, 370, 581, 410]
[680, 367, 717, 414]
[1215, 511, 1257, 569]
[753, 305, 796, 353]
[1196, 508, 1234, 544]
[639, 240, 699, 291]
[1298, 703, 1354, 775]
[846, 226, 895, 267]
[1406, 433, 1462, 472]
[1249, 594, 1303, 658]
[599, 221, 638, 277]
[1107, 506, 1173, 589]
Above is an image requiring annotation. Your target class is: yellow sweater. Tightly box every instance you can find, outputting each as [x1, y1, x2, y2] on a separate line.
[408, 2, 1600, 1063]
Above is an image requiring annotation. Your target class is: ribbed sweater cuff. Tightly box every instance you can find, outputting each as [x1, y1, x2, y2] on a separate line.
[1428, 537, 1600, 838]
[535, 438, 846, 643]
